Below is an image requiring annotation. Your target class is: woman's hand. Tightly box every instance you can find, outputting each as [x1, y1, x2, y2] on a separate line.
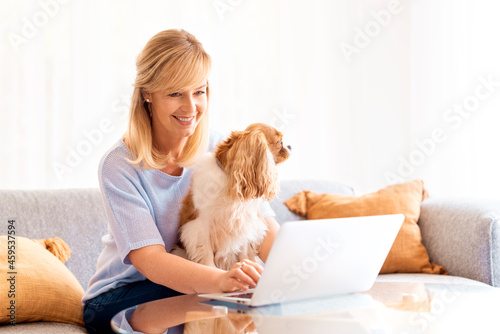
[129, 245, 265, 294]
[217, 259, 264, 293]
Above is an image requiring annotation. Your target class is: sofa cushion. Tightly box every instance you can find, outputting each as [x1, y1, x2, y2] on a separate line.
[271, 179, 354, 224]
[284, 180, 446, 274]
[0, 189, 107, 289]
[376, 273, 491, 287]
[0, 236, 84, 327]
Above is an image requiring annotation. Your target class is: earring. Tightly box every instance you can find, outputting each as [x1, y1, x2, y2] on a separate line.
[145, 100, 152, 117]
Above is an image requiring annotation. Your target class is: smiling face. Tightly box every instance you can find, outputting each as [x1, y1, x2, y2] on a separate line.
[244, 123, 291, 164]
[145, 83, 208, 142]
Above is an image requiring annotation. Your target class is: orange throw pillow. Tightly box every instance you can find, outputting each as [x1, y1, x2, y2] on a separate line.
[0, 236, 84, 327]
[284, 180, 446, 274]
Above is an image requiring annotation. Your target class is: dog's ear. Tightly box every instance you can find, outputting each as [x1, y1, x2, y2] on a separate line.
[222, 130, 279, 201]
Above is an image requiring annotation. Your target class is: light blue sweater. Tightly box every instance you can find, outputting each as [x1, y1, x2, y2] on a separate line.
[82, 132, 275, 304]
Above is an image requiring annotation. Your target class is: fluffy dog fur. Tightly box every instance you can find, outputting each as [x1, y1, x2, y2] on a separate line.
[177, 123, 290, 270]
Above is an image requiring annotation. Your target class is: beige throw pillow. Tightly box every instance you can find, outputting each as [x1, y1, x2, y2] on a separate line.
[0, 236, 84, 327]
[284, 180, 446, 274]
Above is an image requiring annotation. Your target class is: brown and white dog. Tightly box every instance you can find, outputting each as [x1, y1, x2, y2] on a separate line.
[177, 123, 291, 270]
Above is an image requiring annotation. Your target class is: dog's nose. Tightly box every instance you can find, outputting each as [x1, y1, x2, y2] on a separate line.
[287, 145, 292, 151]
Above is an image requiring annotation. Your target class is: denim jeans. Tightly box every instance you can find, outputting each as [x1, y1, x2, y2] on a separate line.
[83, 279, 182, 334]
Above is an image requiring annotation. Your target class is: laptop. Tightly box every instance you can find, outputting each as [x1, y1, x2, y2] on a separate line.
[199, 214, 404, 307]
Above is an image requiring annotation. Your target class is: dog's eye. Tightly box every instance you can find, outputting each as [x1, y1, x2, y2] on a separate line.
[276, 140, 282, 146]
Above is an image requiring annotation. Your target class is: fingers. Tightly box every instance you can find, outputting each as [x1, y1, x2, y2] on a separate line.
[242, 259, 264, 275]
[233, 260, 263, 287]
[220, 260, 264, 293]
[227, 277, 251, 292]
[230, 262, 256, 288]
[239, 260, 262, 285]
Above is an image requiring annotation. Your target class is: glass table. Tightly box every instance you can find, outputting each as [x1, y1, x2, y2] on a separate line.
[111, 281, 500, 333]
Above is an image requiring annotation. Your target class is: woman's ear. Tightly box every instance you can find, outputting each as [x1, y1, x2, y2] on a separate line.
[141, 89, 150, 102]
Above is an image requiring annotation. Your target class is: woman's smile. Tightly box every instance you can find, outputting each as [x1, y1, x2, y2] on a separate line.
[147, 83, 207, 143]
[172, 114, 197, 125]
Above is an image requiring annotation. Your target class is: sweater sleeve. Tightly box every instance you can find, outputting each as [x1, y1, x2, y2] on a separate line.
[99, 149, 165, 265]
[262, 201, 276, 219]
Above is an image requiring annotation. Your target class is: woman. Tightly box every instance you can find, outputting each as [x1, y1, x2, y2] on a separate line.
[82, 29, 280, 333]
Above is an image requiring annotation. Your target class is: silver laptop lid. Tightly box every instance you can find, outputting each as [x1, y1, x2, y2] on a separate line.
[250, 214, 404, 306]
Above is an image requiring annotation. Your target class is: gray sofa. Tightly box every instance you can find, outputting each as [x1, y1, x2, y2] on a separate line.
[1, 179, 499, 333]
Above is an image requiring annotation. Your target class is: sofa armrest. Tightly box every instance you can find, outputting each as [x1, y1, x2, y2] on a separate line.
[418, 198, 500, 287]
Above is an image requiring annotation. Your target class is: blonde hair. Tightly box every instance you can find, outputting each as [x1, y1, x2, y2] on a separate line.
[124, 29, 211, 169]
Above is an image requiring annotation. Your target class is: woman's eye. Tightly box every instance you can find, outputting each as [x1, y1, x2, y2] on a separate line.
[169, 92, 180, 97]
[195, 90, 206, 95]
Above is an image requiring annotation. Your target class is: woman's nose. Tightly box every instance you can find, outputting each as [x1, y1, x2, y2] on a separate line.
[182, 95, 196, 113]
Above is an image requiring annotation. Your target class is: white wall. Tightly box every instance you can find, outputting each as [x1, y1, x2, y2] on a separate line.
[409, 0, 500, 200]
[1, 0, 499, 200]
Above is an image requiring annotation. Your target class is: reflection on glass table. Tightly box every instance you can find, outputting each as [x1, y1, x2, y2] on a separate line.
[111, 281, 500, 334]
